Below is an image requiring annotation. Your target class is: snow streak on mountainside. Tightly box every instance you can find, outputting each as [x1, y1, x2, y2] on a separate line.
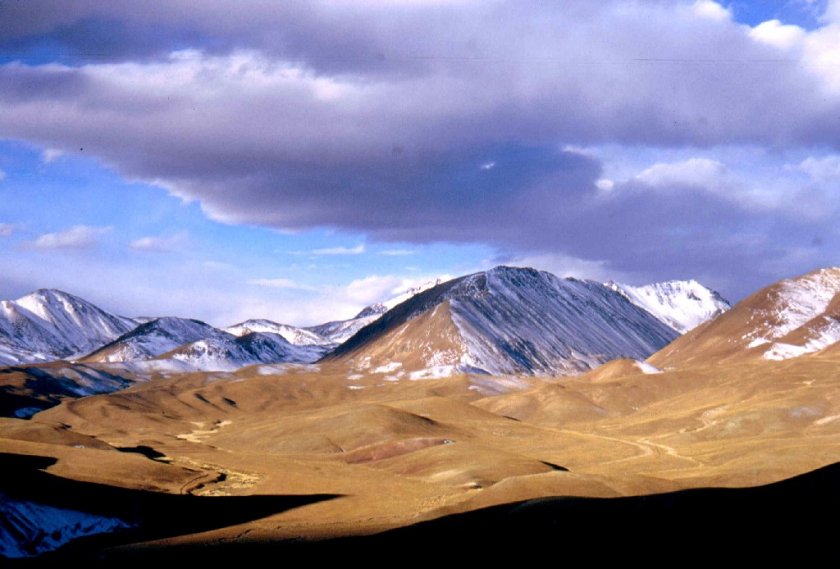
[81, 317, 229, 363]
[328, 267, 679, 377]
[0, 290, 137, 366]
[607, 280, 730, 333]
[166, 332, 329, 371]
[650, 267, 840, 367]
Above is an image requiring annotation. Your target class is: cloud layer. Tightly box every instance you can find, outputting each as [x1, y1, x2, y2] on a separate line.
[2, 1, 840, 297]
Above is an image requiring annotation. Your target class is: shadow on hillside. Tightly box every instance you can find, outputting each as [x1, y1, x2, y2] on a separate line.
[0, 453, 339, 563]
[0, 364, 133, 418]
[98, 461, 840, 565]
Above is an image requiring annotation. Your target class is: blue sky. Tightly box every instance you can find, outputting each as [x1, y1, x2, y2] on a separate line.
[0, 139, 488, 324]
[1, 1, 840, 325]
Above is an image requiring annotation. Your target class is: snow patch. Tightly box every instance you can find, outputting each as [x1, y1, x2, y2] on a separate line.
[372, 361, 403, 374]
[255, 364, 292, 375]
[467, 375, 532, 395]
[747, 337, 770, 349]
[0, 494, 131, 558]
[634, 360, 663, 374]
[815, 414, 840, 426]
[254, 363, 320, 375]
[763, 319, 840, 360]
[408, 366, 459, 380]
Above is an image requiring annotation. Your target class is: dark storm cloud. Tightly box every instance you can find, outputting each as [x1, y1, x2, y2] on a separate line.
[1, 0, 839, 297]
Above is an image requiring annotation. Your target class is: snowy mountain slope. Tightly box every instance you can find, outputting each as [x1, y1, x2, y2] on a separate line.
[80, 317, 230, 363]
[327, 266, 679, 377]
[650, 267, 840, 367]
[0, 290, 137, 365]
[607, 280, 730, 333]
[308, 279, 444, 344]
[308, 306, 387, 345]
[761, 280, 840, 361]
[164, 332, 329, 371]
[226, 319, 333, 347]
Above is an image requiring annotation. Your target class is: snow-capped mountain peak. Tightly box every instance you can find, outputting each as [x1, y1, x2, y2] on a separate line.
[353, 304, 388, 319]
[165, 331, 329, 371]
[607, 279, 730, 334]
[225, 319, 332, 347]
[81, 317, 229, 363]
[328, 266, 678, 377]
[0, 289, 138, 365]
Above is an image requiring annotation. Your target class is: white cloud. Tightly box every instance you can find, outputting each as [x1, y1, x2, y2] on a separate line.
[480, 161, 496, 170]
[803, 22, 840, 93]
[41, 148, 65, 164]
[31, 225, 111, 250]
[494, 253, 629, 283]
[691, 0, 731, 22]
[340, 275, 414, 305]
[379, 249, 415, 256]
[798, 155, 840, 181]
[0, 168, 6, 181]
[309, 244, 366, 255]
[749, 20, 806, 50]
[241, 272, 450, 324]
[247, 278, 311, 290]
[129, 231, 188, 252]
[635, 158, 728, 189]
[827, 0, 840, 23]
[338, 274, 447, 306]
[595, 178, 615, 192]
[0, 223, 13, 236]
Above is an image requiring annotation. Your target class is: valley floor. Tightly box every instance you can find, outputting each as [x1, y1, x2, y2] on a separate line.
[3, 352, 840, 561]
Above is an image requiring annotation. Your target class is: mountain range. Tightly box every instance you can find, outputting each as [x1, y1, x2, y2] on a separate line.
[0, 268, 728, 375]
[6, 265, 840, 560]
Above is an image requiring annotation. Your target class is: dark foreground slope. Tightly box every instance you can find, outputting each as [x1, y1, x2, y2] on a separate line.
[1, 453, 337, 563]
[15, 455, 839, 565]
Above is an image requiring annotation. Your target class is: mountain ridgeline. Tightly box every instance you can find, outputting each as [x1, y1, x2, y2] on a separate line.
[326, 267, 680, 376]
[0, 267, 737, 376]
[0, 290, 137, 366]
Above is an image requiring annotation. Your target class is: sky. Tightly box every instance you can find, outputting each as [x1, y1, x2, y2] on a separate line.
[1, 0, 839, 326]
